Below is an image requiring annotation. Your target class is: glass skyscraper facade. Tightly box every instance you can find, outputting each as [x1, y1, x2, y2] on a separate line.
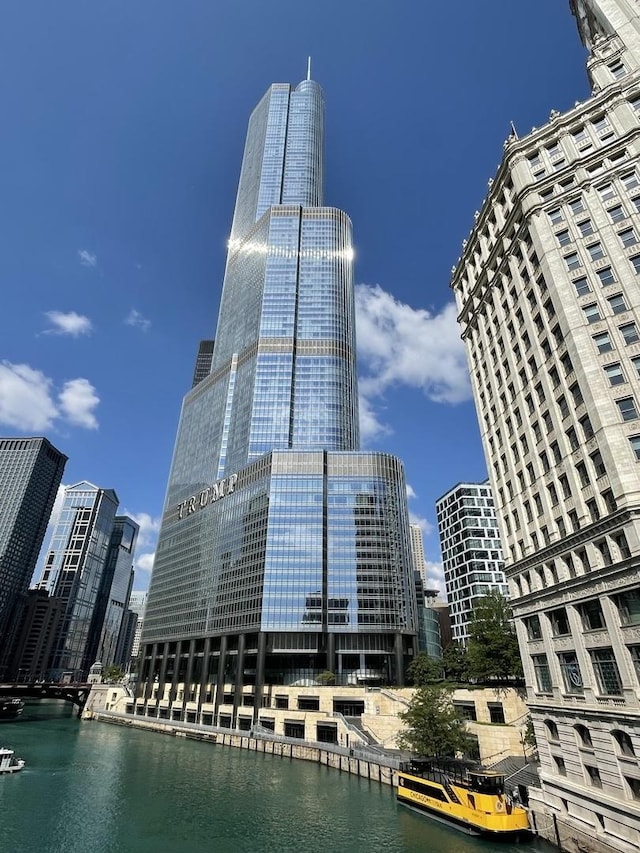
[138, 76, 417, 726]
[38, 481, 120, 680]
[0, 436, 67, 677]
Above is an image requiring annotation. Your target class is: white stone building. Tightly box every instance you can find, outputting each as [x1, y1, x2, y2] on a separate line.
[451, 3, 640, 850]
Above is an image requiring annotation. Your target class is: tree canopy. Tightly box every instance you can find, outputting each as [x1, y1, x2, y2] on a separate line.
[397, 686, 472, 757]
[407, 652, 444, 686]
[466, 591, 523, 682]
[442, 642, 470, 683]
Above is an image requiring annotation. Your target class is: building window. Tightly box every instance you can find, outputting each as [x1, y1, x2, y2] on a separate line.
[532, 654, 553, 693]
[548, 208, 564, 225]
[630, 435, 640, 460]
[609, 60, 626, 79]
[576, 460, 589, 487]
[525, 614, 542, 640]
[585, 765, 603, 788]
[587, 498, 600, 523]
[575, 723, 593, 748]
[558, 651, 584, 694]
[453, 702, 477, 721]
[620, 323, 640, 345]
[608, 205, 625, 223]
[625, 777, 640, 801]
[632, 357, 640, 378]
[580, 599, 605, 630]
[597, 266, 616, 286]
[617, 397, 639, 421]
[595, 538, 612, 566]
[578, 219, 594, 238]
[605, 362, 625, 385]
[573, 276, 590, 296]
[583, 303, 601, 324]
[609, 293, 628, 314]
[554, 756, 567, 776]
[590, 648, 623, 696]
[593, 332, 613, 353]
[488, 703, 505, 724]
[603, 490, 618, 514]
[549, 608, 570, 636]
[631, 255, 640, 275]
[565, 252, 581, 271]
[620, 228, 639, 248]
[622, 171, 640, 192]
[283, 722, 305, 739]
[587, 242, 605, 261]
[613, 731, 635, 757]
[597, 183, 616, 202]
[615, 590, 640, 626]
[545, 719, 559, 741]
[570, 196, 585, 214]
[557, 229, 571, 247]
[590, 450, 607, 477]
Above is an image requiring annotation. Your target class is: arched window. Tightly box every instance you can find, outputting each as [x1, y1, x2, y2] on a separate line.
[612, 729, 635, 757]
[575, 724, 592, 748]
[544, 719, 559, 741]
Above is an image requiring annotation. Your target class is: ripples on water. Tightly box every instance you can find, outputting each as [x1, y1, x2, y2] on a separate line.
[0, 702, 555, 853]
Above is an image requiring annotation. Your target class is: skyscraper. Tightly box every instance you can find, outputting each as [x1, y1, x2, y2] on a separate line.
[435, 481, 508, 645]
[91, 516, 139, 668]
[38, 481, 119, 681]
[0, 436, 67, 676]
[138, 74, 417, 726]
[452, 3, 640, 849]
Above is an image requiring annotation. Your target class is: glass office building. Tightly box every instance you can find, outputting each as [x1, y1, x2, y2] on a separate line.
[38, 481, 120, 680]
[0, 437, 67, 676]
[138, 76, 417, 725]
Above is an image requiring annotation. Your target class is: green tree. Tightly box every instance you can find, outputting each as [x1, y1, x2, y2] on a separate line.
[317, 670, 335, 685]
[397, 686, 472, 757]
[407, 652, 444, 686]
[442, 642, 469, 683]
[466, 591, 523, 683]
[103, 665, 124, 683]
[523, 714, 537, 754]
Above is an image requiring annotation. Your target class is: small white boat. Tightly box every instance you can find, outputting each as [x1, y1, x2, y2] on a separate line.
[0, 747, 25, 774]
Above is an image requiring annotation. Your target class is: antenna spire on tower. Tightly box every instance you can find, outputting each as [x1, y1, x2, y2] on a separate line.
[307, 56, 312, 81]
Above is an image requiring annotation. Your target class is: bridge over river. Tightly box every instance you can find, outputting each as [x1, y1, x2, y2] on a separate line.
[0, 682, 91, 717]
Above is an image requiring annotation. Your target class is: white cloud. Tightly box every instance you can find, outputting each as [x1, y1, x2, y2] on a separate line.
[355, 284, 471, 440]
[406, 483, 417, 500]
[44, 310, 93, 337]
[58, 378, 100, 429]
[78, 249, 97, 268]
[135, 552, 156, 575]
[0, 363, 59, 431]
[124, 309, 151, 332]
[425, 560, 446, 597]
[409, 512, 434, 538]
[126, 511, 161, 550]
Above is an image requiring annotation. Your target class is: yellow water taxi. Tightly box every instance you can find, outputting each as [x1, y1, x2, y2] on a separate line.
[397, 758, 531, 839]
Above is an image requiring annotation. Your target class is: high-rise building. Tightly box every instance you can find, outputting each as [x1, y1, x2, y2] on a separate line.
[452, 3, 640, 849]
[192, 339, 215, 388]
[138, 74, 417, 726]
[91, 516, 139, 668]
[128, 590, 148, 662]
[409, 522, 427, 581]
[435, 482, 508, 645]
[0, 436, 67, 675]
[38, 481, 119, 681]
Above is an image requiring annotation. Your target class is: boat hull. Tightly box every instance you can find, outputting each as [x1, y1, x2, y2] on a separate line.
[397, 795, 531, 840]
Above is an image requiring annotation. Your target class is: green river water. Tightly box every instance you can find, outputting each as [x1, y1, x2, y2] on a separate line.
[0, 701, 556, 853]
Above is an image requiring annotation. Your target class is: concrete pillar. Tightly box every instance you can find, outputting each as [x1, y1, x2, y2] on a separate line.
[232, 633, 246, 726]
[213, 635, 227, 725]
[197, 637, 211, 719]
[254, 632, 267, 723]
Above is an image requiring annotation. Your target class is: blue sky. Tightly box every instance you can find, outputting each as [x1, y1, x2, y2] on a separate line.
[1, 2, 589, 591]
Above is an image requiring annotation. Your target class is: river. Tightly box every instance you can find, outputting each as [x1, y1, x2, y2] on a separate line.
[0, 701, 556, 853]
